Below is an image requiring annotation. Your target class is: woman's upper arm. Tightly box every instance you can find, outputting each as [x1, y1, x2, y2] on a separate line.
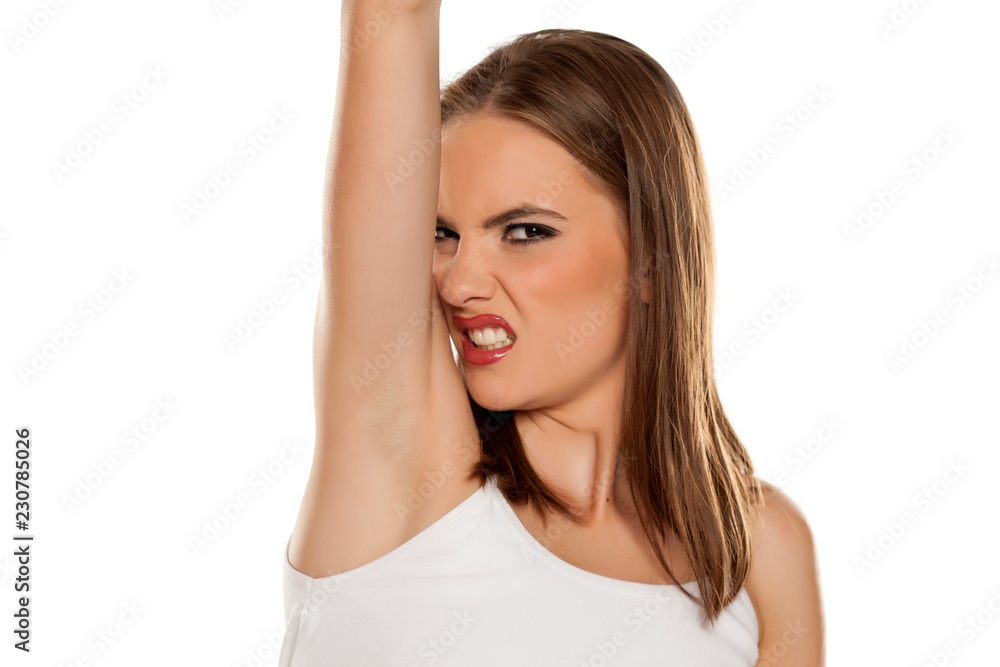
[314, 0, 443, 455]
[745, 480, 826, 667]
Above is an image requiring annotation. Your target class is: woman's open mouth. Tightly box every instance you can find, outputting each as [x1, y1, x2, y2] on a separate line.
[460, 329, 515, 365]
[464, 330, 515, 351]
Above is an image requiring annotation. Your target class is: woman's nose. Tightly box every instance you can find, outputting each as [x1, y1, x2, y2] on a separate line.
[436, 245, 495, 307]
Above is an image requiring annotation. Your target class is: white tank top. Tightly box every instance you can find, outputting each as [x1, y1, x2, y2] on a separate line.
[278, 475, 759, 666]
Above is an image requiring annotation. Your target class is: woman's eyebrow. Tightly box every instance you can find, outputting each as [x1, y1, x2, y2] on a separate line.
[436, 204, 568, 231]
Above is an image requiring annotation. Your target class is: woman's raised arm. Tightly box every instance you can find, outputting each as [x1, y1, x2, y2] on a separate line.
[289, 0, 445, 578]
[315, 0, 441, 453]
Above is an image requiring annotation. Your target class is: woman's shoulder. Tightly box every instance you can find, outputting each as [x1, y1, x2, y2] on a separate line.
[742, 479, 825, 665]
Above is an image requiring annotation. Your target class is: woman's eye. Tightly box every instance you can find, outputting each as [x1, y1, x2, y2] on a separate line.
[434, 228, 457, 242]
[433, 223, 555, 246]
[505, 223, 550, 245]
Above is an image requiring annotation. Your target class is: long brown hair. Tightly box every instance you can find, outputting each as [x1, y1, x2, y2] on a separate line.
[441, 28, 762, 625]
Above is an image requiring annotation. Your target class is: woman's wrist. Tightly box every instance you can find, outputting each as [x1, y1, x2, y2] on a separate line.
[345, 0, 439, 15]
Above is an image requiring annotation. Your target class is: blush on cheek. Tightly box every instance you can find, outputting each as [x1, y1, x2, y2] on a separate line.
[565, 283, 629, 355]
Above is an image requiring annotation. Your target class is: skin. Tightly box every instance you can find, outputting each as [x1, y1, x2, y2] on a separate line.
[431, 110, 825, 665]
[433, 110, 642, 521]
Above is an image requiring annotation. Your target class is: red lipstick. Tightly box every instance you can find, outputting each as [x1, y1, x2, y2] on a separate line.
[452, 314, 516, 365]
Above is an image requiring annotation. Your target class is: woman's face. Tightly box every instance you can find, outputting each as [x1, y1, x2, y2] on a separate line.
[433, 111, 636, 412]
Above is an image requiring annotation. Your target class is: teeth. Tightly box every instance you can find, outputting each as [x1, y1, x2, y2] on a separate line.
[467, 325, 514, 350]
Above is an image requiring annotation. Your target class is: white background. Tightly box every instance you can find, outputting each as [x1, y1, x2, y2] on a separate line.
[2, 0, 998, 665]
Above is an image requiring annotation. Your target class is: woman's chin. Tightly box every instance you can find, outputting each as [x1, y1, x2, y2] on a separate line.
[465, 380, 515, 413]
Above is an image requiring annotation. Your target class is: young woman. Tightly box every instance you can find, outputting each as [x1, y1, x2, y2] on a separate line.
[280, 1, 824, 664]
